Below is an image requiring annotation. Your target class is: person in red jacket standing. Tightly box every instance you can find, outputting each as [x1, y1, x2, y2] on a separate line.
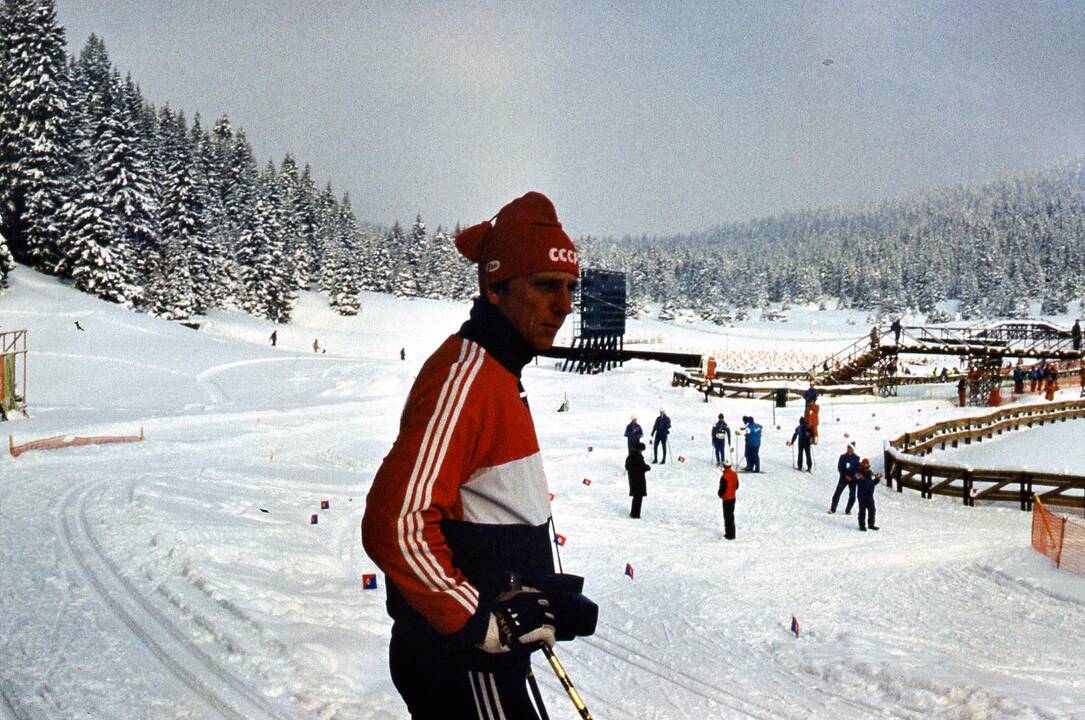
[718, 459, 740, 540]
[362, 191, 593, 718]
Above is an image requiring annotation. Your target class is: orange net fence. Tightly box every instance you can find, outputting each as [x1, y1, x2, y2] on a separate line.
[1031, 499, 1085, 574]
[9, 429, 144, 458]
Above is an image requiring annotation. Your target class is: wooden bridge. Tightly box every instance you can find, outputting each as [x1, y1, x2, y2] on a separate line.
[807, 321, 1083, 402]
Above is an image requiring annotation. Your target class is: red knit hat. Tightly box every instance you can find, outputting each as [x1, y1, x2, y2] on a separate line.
[455, 191, 579, 292]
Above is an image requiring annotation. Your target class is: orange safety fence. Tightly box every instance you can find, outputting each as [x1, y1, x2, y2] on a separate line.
[1031, 498, 1085, 574]
[8, 429, 144, 458]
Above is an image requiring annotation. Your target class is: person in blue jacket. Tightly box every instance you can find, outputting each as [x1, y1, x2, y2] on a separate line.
[787, 416, 814, 471]
[650, 410, 671, 463]
[711, 413, 731, 466]
[1012, 363, 1025, 395]
[829, 444, 861, 514]
[855, 458, 881, 531]
[741, 416, 762, 472]
[624, 416, 644, 452]
[802, 384, 818, 408]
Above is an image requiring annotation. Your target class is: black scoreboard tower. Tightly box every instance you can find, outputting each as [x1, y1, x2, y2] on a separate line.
[563, 269, 627, 374]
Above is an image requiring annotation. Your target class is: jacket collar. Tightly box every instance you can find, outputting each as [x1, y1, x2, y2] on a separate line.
[458, 297, 536, 377]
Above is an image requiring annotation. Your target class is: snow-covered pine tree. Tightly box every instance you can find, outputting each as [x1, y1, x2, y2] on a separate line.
[277, 153, 308, 290]
[219, 124, 259, 305]
[195, 114, 232, 309]
[63, 76, 145, 304]
[0, 229, 14, 288]
[297, 163, 320, 285]
[0, 0, 73, 271]
[425, 225, 475, 300]
[314, 182, 338, 293]
[373, 221, 404, 294]
[156, 109, 214, 316]
[234, 161, 294, 322]
[395, 214, 427, 298]
[117, 73, 162, 299]
[325, 192, 360, 315]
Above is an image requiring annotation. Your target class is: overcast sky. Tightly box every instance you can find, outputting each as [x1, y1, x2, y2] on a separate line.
[55, 1, 1085, 238]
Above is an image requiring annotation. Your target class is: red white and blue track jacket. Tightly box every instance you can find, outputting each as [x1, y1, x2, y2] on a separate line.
[362, 300, 555, 643]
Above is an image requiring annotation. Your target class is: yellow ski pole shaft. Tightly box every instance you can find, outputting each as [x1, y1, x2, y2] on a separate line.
[540, 643, 592, 720]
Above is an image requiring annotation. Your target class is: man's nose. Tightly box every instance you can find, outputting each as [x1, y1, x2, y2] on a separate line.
[554, 290, 573, 316]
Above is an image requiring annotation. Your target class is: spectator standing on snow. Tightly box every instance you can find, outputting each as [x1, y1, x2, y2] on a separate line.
[957, 376, 967, 407]
[870, 325, 879, 350]
[802, 383, 818, 408]
[855, 458, 881, 531]
[626, 442, 650, 518]
[1028, 365, 1041, 393]
[400, 347, 406, 360]
[651, 409, 671, 464]
[717, 459, 740, 540]
[1013, 361, 1025, 395]
[313, 338, 320, 353]
[788, 416, 814, 471]
[891, 318, 902, 344]
[1045, 362, 1059, 401]
[741, 416, 762, 472]
[829, 444, 861, 515]
[711, 413, 731, 467]
[624, 416, 644, 452]
[269, 330, 277, 347]
[362, 191, 594, 717]
[805, 400, 821, 444]
[1073, 319, 1082, 351]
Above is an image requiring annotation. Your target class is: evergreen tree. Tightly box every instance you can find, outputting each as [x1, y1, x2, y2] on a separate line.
[325, 193, 360, 315]
[0, 230, 14, 287]
[0, 0, 73, 271]
[235, 161, 294, 322]
[157, 108, 211, 316]
[277, 153, 308, 289]
[62, 78, 140, 303]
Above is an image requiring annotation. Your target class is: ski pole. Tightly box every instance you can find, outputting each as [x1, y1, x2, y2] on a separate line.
[539, 643, 593, 720]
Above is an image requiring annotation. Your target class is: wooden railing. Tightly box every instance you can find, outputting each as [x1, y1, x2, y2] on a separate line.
[884, 399, 1085, 510]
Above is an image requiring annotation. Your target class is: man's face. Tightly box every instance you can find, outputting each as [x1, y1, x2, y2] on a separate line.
[485, 271, 578, 351]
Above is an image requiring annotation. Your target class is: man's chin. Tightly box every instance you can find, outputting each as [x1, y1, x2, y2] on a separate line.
[531, 332, 559, 352]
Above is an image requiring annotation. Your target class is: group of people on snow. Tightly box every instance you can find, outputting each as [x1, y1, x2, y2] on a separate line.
[828, 443, 881, 531]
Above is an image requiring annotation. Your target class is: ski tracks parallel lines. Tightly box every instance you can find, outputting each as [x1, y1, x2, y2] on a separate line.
[57, 479, 296, 720]
[0, 682, 19, 720]
[588, 621, 891, 720]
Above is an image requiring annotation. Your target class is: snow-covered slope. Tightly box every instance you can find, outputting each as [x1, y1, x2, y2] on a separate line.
[2, 267, 1083, 719]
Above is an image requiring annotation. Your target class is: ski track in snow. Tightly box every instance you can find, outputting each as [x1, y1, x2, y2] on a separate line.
[56, 478, 299, 720]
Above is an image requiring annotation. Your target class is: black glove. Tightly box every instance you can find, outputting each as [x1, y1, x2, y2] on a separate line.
[478, 589, 555, 654]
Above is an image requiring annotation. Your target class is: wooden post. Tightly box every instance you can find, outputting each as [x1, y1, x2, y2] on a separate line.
[1019, 474, 1030, 511]
[963, 471, 974, 507]
[1055, 516, 1067, 569]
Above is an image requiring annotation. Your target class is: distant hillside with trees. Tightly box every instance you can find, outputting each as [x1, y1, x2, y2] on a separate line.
[578, 160, 1085, 323]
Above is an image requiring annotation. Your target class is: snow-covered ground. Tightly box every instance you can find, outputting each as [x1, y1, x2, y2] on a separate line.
[2, 268, 1084, 720]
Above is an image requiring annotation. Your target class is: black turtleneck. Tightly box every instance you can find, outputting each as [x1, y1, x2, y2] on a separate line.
[457, 297, 536, 378]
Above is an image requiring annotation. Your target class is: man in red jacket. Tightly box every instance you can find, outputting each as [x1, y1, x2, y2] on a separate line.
[718, 459, 740, 540]
[362, 191, 590, 718]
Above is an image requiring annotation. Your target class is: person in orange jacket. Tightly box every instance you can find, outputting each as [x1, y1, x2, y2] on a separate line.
[804, 400, 820, 444]
[717, 459, 740, 540]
